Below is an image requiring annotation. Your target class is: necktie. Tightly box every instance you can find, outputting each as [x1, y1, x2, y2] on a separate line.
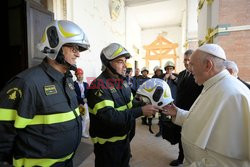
[185, 70, 190, 78]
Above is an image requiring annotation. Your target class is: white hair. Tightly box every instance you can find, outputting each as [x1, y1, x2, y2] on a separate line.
[224, 60, 239, 77]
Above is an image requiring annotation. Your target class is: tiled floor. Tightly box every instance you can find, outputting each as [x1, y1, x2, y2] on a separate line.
[79, 118, 183, 167]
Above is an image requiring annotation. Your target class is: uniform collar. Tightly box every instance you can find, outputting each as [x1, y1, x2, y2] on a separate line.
[40, 58, 64, 82]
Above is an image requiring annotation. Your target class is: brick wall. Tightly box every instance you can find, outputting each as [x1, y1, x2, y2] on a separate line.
[217, 0, 250, 82]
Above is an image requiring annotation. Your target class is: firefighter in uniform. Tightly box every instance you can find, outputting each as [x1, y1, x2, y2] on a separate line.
[0, 20, 90, 166]
[87, 43, 159, 167]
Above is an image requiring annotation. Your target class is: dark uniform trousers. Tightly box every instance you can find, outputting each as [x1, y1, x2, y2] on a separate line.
[94, 137, 130, 167]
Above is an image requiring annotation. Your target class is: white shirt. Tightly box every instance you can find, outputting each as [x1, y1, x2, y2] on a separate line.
[174, 70, 250, 166]
[76, 80, 85, 98]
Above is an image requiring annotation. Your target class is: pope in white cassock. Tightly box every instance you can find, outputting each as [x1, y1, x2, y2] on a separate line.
[163, 44, 250, 167]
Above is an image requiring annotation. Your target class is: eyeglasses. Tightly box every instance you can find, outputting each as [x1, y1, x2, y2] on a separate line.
[64, 44, 80, 53]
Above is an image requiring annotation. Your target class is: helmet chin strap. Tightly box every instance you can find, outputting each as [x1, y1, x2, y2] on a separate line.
[55, 49, 77, 72]
[106, 62, 125, 80]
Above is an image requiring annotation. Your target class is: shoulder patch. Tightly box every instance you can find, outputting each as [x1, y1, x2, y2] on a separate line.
[44, 85, 57, 96]
[123, 81, 129, 88]
[7, 88, 22, 100]
[95, 89, 104, 97]
[110, 87, 117, 93]
[67, 82, 75, 90]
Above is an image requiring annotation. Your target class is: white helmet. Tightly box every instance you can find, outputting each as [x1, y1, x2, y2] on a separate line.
[37, 20, 90, 60]
[136, 78, 174, 109]
[101, 43, 131, 67]
[164, 61, 175, 70]
[153, 65, 161, 72]
[141, 67, 149, 73]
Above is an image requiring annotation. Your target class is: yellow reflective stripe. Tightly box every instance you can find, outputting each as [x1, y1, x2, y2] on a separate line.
[127, 100, 133, 109]
[112, 46, 123, 58]
[91, 135, 127, 144]
[116, 101, 132, 111]
[0, 108, 80, 128]
[58, 23, 79, 38]
[89, 95, 133, 113]
[116, 105, 127, 111]
[41, 32, 46, 43]
[0, 108, 17, 121]
[116, 94, 133, 111]
[13, 152, 74, 167]
[89, 100, 114, 115]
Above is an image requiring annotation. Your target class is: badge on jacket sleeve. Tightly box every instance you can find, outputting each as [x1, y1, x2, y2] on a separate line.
[95, 89, 104, 97]
[44, 85, 57, 95]
[7, 88, 22, 100]
[67, 82, 75, 90]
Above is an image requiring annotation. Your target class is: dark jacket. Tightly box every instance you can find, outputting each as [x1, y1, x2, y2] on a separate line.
[74, 81, 89, 105]
[0, 59, 82, 166]
[152, 74, 163, 79]
[131, 75, 140, 95]
[163, 73, 178, 101]
[238, 77, 250, 89]
[162, 70, 202, 145]
[175, 70, 203, 110]
[137, 75, 150, 88]
[87, 70, 142, 167]
[87, 71, 142, 142]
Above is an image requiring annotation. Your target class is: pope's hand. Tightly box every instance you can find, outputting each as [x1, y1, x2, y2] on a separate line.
[162, 103, 177, 117]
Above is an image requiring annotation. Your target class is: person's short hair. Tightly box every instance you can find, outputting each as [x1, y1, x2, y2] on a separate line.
[184, 49, 193, 56]
[224, 60, 239, 74]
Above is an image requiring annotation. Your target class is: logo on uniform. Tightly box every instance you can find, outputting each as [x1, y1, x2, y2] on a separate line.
[44, 85, 57, 96]
[67, 83, 75, 90]
[110, 87, 117, 93]
[95, 89, 104, 97]
[123, 82, 129, 88]
[7, 88, 22, 100]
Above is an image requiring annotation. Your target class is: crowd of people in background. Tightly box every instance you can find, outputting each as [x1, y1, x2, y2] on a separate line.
[0, 19, 249, 167]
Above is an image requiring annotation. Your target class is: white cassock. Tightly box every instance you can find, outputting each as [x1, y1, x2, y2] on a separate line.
[174, 70, 250, 167]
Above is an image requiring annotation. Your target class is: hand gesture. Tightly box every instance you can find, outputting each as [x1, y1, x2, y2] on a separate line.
[141, 104, 160, 117]
[79, 104, 85, 115]
[169, 74, 176, 80]
[162, 103, 177, 117]
[164, 74, 170, 80]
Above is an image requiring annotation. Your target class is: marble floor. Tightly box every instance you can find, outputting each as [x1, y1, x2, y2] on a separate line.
[79, 118, 183, 167]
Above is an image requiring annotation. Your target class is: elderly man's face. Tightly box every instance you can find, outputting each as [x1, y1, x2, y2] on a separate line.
[189, 50, 207, 85]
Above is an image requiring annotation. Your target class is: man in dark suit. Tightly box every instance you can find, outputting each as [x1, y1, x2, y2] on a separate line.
[74, 68, 89, 105]
[74, 68, 89, 138]
[170, 49, 203, 166]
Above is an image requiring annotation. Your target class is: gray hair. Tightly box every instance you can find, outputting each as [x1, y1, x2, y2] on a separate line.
[184, 49, 193, 56]
[224, 60, 239, 76]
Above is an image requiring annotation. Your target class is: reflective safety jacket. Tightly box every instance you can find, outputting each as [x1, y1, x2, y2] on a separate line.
[0, 59, 82, 167]
[87, 71, 142, 145]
